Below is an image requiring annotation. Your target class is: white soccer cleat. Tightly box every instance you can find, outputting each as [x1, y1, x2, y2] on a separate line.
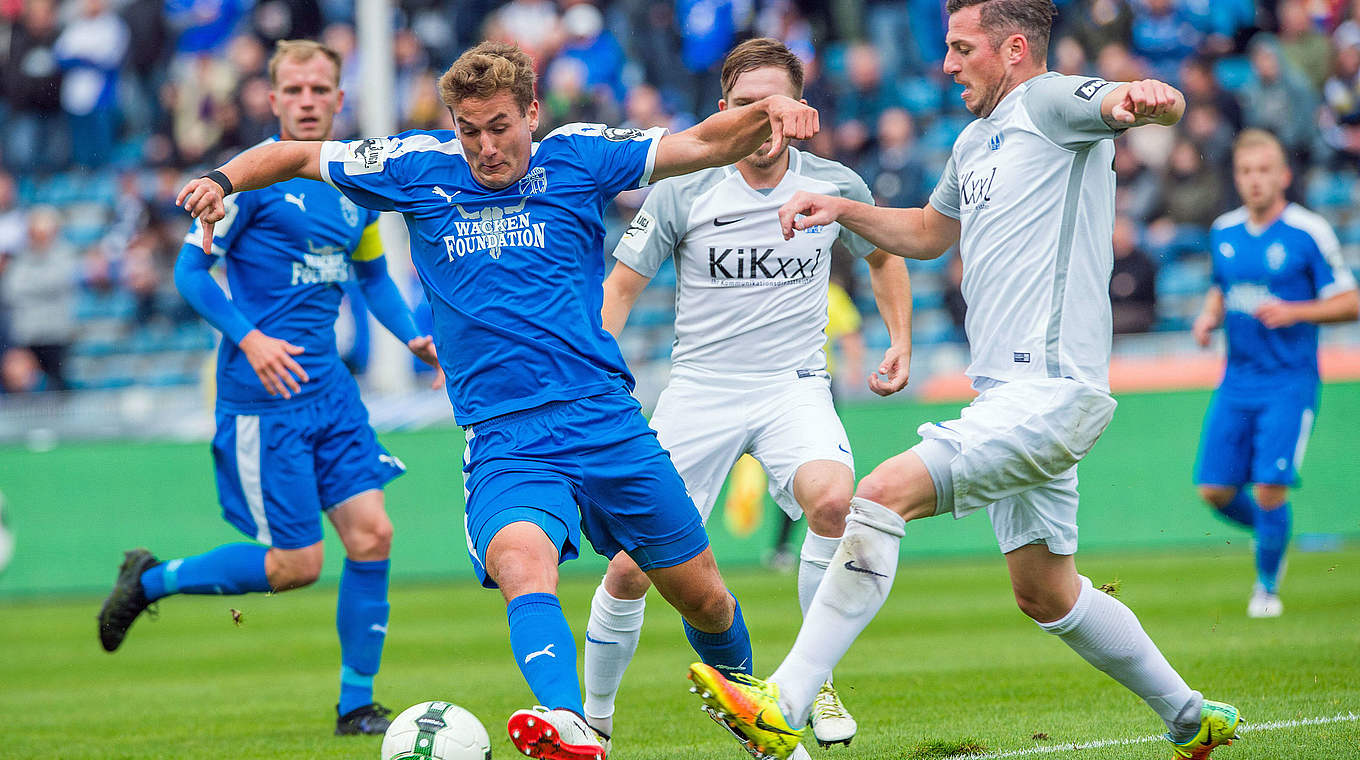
[1247, 587, 1283, 618]
[789, 743, 812, 760]
[809, 681, 857, 747]
[507, 706, 607, 759]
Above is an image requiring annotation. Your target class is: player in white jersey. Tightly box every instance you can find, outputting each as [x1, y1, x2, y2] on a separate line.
[581, 39, 911, 752]
[685, 4, 1241, 760]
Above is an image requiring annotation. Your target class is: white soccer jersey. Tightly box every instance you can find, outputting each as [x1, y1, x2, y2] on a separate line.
[930, 73, 1125, 391]
[613, 147, 876, 381]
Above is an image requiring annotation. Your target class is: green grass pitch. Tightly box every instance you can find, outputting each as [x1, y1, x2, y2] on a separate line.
[2, 547, 1357, 759]
[1, 384, 1357, 758]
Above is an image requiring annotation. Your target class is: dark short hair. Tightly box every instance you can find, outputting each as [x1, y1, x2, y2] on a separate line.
[720, 38, 804, 99]
[439, 41, 537, 114]
[946, 0, 1057, 61]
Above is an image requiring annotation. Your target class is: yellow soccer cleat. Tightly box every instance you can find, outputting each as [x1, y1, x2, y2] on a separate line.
[1170, 700, 1242, 759]
[687, 663, 804, 760]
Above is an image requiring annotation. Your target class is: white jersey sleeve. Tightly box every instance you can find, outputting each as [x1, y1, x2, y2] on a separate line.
[1022, 75, 1125, 150]
[929, 152, 962, 220]
[612, 178, 687, 277]
[827, 164, 877, 258]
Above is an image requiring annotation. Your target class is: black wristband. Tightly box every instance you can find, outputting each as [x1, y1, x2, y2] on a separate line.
[203, 169, 234, 195]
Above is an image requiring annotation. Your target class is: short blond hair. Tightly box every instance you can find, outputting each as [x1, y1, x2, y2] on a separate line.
[439, 41, 537, 114]
[268, 39, 342, 87]
[1232, 128, 1286, 162]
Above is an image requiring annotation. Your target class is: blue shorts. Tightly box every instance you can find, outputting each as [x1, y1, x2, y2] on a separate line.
[212, 377, 405, 549]
[1195, 383, 1318, 488]
[461, 389, 708, 589]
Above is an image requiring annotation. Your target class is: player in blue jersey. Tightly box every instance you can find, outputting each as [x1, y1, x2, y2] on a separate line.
[97, 40, 441, 736]
[1192, 128, 1358, 618]
[175, 41, 818, 760]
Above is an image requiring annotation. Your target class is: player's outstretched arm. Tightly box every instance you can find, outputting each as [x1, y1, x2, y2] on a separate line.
[1192, 287, 1224, 348]
[650, 95, 818, 183]
[865, 250, 912, 396]
[177, 141, 325, 253]
[1101, 79, 1185, 129]
[601, 262, 652, 338]
[1255, 288, 1360, 329]
[779, 191, 960, 260]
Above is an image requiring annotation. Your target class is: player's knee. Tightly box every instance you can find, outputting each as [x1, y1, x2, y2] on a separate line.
[346, 515, 394, 561]
[1012, 585, 1069, 624]
[1198, 485, 1235, 509]
[1253, 484, 1288, 509]
[854, 470, 897, 508]
[603, 554, 651, 599]
[678, 586, 734, 631]
[268, 545, 324, 590]
[803, 488, 851, 536]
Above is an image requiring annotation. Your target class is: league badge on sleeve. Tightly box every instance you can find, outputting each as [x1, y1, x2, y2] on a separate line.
[347, 137, 396, 175]
[619, 209, 656, 249]
[603, 127, 645, 142]
[1074, 79, 1106, 100]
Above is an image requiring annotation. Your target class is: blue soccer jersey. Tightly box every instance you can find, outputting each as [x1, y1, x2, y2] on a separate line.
[183, 140, 382, 412]
[1209, 203, 1357, 396]
[318, 124, 666, 425]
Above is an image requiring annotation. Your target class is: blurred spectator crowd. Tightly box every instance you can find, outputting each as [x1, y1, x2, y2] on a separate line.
[0, 0, 1358, 396]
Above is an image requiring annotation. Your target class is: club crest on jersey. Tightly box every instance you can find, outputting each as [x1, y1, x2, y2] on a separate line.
[1266, 242, 1287, 271]
[292, 240, 351, 285]
[446, 197, 543, 261]
[988, 132, 1004, 151]
[1219, 242, 1235, 259]
[519, 166, 548, 196]
[339, 195, 360, 227]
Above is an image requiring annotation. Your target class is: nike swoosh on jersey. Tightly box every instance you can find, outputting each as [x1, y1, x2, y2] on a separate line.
[713, 217, 745, 226]
[843, 560, 889, 578]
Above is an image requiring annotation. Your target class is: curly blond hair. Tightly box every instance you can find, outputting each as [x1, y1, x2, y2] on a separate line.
[438, 41, 536, 114]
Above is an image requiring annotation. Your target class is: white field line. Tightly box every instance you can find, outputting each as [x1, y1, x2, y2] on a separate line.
[944, 712, 1360, 759]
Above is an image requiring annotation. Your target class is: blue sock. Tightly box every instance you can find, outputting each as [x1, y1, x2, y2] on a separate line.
[507, 593, 582, 714]
[140, 543, 271, 601]
[1254, 503, 1291, 593]
[337, 558, 390, 716]
[1213, 489, 1257, 529]
[683, 593, 753, 677]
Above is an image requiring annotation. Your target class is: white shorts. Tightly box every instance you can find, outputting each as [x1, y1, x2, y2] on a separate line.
[913, 378, 1117, 555]
[649, 374, 855, 522]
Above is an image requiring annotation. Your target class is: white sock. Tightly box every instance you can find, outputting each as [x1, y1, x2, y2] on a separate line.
[1037, 575, 1201, 734]
[582, 582, 646, 732]
[771, 497, 903, 727]
[797, 529, 842, 617]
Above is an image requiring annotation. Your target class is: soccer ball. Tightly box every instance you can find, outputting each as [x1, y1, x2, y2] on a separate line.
[381, 701, 491, 760]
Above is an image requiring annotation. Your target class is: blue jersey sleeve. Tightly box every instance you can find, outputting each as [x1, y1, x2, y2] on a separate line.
[173, 243, 256, 345]
[549, 124, 668, 197]
[1209, 226, 1228, 290]
[319, 136, 410, 212]
[1299, 220, 1358, 299]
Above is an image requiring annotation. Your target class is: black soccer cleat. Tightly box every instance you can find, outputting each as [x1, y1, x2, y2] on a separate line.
[336, 702, 393, 736]
[97, 548, 159, 652]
